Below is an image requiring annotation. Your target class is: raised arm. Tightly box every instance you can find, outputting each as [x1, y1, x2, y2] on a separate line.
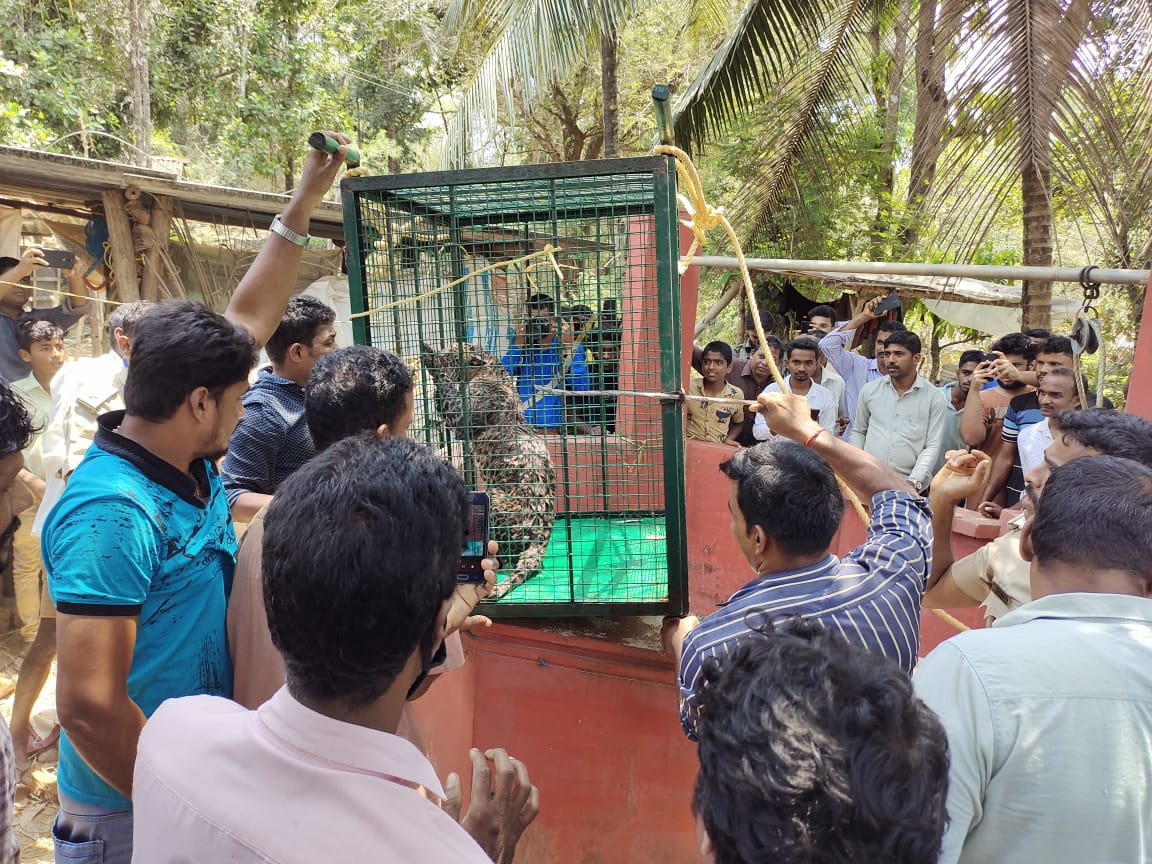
[225, 133, 349, 346]
[755, 390, 915, 500]
[925, 450, 991, 591]
[978, 439, 1016, 509]
[959, 364, 994, 446]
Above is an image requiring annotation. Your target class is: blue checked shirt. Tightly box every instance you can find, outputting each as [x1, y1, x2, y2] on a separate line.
[222, 368, 315, 507]
[677, 490, 931, 739]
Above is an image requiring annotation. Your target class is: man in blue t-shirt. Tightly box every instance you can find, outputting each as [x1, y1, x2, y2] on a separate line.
[42, 136, 351, 864]
[501, 293, 590, 430]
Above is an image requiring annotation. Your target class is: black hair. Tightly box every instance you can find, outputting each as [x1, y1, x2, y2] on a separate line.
[264, 295, 335, 364]
[1031, 456, 1152, 585]
[701, 341, 734, 365]
[1038, 335, 1074, 359]
[744, 309, 775, 335]
[0, 382, 36, 457]
[958, 349, 986, 367]
[305, 346, 414, 451]
[527, 293, 555, 313]
[882, 329, 922, 354]
[0, 257, 18, 273]
[719, 441, 842, 556]
[17, 317, 64, 351]
[1024, 328, 1052, 340]
[123, 301, 259, 422]
[694, 616, 950, 864]
[262, 435, 468, 708]
[808, 304, 836, 324]
[784, 336, 820, 361]
[876, 319, 906, 336]
[763, 335, 784, 358]
[1051, 410, 1152, 467]
[108, 300, 154, 342]
[990, 332, 1035, 360]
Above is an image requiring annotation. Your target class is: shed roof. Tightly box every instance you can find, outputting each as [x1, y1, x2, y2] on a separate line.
[0, 146, 346, 239]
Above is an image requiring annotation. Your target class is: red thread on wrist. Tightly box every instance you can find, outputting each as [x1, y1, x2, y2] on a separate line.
[804, 428, 825, 447]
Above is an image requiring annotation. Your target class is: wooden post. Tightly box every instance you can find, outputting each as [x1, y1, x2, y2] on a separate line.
[140, 195, 171, 301]
[88, 293, 106, 358]
[102, 190, 141, 302]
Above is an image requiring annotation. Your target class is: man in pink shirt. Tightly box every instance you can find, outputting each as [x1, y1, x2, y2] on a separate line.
[132, 435, 539, 862]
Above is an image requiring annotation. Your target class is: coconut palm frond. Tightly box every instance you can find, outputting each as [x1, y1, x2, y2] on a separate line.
[914, 0, 1152, 266]
[441, 0, 632, 166]
[671, 0, 888, 155]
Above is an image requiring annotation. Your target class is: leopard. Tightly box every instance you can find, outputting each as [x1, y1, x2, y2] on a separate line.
[420, 342, 555, 599]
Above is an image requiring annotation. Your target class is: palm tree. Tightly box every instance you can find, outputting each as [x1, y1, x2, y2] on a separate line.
[438, 0, 1152, 328]
[673, 0, 1152, 328]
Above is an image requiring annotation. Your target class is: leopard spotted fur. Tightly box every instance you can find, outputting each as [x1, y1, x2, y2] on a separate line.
[420, 342, 555, 599]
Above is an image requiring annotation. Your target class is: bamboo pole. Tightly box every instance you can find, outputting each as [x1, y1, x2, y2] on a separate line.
[692, 279, 742, 338]
[685, 255, 1150, 286]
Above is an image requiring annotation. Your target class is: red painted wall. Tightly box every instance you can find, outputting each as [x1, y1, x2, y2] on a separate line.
[1123, 274, 1152, 420]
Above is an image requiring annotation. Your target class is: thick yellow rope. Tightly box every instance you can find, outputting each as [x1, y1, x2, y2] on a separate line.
[655, 145, 967, 633]
[653, 145, 870, 525]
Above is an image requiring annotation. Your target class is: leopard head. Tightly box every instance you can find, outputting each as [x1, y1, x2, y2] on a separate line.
[420, 342, 524, 434]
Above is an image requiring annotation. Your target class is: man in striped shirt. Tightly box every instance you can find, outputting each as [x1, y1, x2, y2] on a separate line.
[663, 390, 931, 739]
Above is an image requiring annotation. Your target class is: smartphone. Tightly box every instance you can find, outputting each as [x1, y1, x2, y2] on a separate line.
[457, 491, 491, 584]
[40, 249, 75, 271]
[873, 294, 902, 315]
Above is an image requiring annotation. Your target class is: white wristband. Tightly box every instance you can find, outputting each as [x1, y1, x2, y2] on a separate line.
[270, 214, 309, 247]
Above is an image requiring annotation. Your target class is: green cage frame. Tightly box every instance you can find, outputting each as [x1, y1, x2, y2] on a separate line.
[340, 156, 688, 618]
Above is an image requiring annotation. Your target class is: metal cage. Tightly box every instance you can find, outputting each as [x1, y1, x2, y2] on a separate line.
[340, 156, 687, 617]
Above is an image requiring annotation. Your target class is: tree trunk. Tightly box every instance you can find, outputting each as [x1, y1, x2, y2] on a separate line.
[1011, 0, 1090, 331]
[284, 154, 295, 193]
[601, 26, 619, 159]
[903, 0, 961, 250]
[126, 0, 151, 166]
[870, 0, 911, 258]
[1020, 161, 1052, 330]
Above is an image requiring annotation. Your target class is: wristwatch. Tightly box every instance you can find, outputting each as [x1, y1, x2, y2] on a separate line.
[269, 214, 310, 247]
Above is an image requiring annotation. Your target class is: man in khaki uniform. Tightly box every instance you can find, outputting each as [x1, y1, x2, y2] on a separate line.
[925, 409, 1152, 622]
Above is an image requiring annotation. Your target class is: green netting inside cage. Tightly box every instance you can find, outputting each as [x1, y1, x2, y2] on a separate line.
[340, 157, 688, 617]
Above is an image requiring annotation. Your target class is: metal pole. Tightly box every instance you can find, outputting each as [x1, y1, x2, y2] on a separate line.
[684, 255, 1151, 286]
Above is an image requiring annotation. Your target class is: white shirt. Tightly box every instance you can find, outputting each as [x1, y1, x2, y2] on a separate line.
[132, 688, 493, 863]
[1016, 416, 1053, 477]
[914, 593, 1152, 864]
[752, 377, 836, 440]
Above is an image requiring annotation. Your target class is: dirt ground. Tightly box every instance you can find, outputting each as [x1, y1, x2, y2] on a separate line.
[0, 627, 59, 863]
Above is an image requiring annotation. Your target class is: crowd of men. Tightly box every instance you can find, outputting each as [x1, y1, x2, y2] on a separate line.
[0, 137, 1146, 864]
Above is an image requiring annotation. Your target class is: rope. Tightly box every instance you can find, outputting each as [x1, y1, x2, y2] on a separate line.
[347, 244, 562, 319]
[930, 608, 971, 631]
[0, 277, 123, 306]
[653, 145, 870, 525]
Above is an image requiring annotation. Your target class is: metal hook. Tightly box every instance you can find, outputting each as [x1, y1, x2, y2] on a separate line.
[1078, 265, 1101, 307]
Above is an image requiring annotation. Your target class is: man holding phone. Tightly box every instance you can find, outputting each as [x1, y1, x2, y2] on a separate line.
[0, 246, 91, 384]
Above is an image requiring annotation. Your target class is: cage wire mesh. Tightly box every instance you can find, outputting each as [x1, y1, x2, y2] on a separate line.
[340, 157, 687, 617]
